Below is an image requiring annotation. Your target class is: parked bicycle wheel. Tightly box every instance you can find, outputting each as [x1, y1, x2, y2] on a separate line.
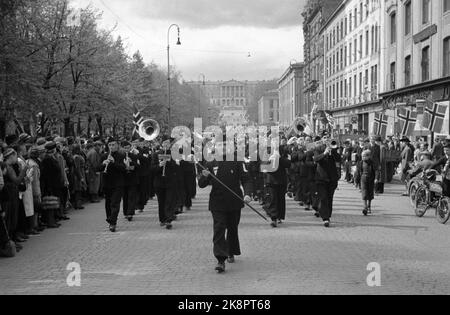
[409, 182, 420, 208]
[414, 186, 428, 217]
[436, 197, 450, 224]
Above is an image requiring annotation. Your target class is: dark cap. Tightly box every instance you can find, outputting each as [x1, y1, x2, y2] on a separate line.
[5, 134, 18, 146]
[44, 141, 57, 151]
[121, 141, 131, 147]
[3, 148, 16, 159]
[399, 136, 410, 143]
[18, 133, 32, 144]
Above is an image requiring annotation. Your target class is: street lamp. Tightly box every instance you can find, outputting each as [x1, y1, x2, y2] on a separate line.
[167, 24, 181, 130]
[198, 73, 206, 118]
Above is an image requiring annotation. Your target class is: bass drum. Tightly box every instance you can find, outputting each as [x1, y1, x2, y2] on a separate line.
[436, 197, 450, 224]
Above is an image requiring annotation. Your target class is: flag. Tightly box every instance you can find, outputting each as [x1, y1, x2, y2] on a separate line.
[132, 105, 143, 138]
[396, 108, 417, 136]
[324, 112, 336, 128]
[372, 113, 388, 137]
[422, 101, 447, 133]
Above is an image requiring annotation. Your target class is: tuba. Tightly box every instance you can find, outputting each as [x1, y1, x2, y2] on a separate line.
[138, 119, 160, 141]
[287, 117, 308, 136]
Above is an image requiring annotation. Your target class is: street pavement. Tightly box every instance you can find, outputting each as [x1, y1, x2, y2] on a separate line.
[1, 179, 450, 295]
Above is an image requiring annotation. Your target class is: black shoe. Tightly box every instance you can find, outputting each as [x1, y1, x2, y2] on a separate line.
[227, 256, 235, 263]
[324, 220, 330, 228]
[270, 220, 278, 228]
[363, 208, 368, 216]
[215, 262, 226, 273]
[127, 216, 133, 222]
[109, 225, 116, 232]
[166, 223, 173, 230]
[314, 212, 320, 218]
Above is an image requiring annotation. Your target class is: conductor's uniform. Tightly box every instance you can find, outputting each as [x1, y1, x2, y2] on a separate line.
[198, 160, 253, 265]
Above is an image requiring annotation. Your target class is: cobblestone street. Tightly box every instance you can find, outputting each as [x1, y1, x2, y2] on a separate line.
[1, 180, 450, 295]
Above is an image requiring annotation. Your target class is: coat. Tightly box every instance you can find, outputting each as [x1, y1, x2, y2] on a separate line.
[313, 147, 342, 183]
[72, 154, 86, 192]
[401, 145, 414, 173]
[101, 151, 127, 189]
[41, 154, 64, 197]
[27, 159, 41, 201]
[198, 160, 253, 212]
[86, 148, 102, 194]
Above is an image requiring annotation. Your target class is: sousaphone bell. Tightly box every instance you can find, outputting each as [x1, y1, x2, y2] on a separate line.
[138, 119, 160, 141]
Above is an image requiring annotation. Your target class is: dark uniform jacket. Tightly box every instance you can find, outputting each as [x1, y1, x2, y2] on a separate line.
[151, 149, 182, 190]
[198, 160, 253, 212]
[313, 147, 342, 183]
[101, 151, 126, 189]
[124, 152, 140, 186]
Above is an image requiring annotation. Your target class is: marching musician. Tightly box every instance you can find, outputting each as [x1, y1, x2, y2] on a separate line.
[263, 143, 291, 228]
[313, 134, 341, 228]
[101, 138, 127, 233]
[121, 141, 140, 222]
[198, 138, 253, 273]
[151, 136, 182, 230]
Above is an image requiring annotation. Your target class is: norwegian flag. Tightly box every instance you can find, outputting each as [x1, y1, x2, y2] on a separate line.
[324, 111, 336, 128]
[372, 112, 388, 137]
[422, 101, 447, 133]
[132, 105, 143, 138]
[396, 108, 417, 136]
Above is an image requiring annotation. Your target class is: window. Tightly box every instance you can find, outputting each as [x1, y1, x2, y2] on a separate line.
[405, 1, 411, 36]
[359, 35, 363, 59]
[371, 26, 375, 54]
[345, 18, 348, 35]
[444, 37, 450, 76]
[359, 72, 363, 98]
[390, 62, 396, 90]
[445, 0, 450, 12]
[336, 51, 339, 72]
[337, 25, 340, 42]
[333, 54, 335, 74]
[366, 0, 369, 18]
[340, 47, 343, 69]
[374, 25, 378, 52]
[366, 30, 369, 56]
[349, 78, 352, 98]
[360, 3, 363, 23]
[344, 79, 348, 97]
[349, 43, 353, 64]
[344, 46, 347, 67]
[405, 55, 411, 86]
[390, 13, 397, 44]
[355, 8, 358, 27]
[354, 75, 357, 97]
[365, 69, 369, 87]
[349, 13, 352, 31]
[354, 38, 357, 61]
[422, 46, 430, 81]
[423, 0, 430, 24]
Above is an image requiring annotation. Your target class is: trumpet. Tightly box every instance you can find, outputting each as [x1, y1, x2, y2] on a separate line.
[305, 139, 339, 151]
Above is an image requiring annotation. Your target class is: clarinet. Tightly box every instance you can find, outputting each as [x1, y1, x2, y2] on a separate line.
[162, 149, 168, 177]
[104, 153, 112, 174]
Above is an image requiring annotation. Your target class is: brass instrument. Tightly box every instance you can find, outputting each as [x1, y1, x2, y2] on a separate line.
[306, 139, 339, 151]
[287, 117, 308, 136]
[138, 119, 160, 141]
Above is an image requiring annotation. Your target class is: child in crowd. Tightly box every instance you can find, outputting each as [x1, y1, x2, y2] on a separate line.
[355, 150, 377, 216]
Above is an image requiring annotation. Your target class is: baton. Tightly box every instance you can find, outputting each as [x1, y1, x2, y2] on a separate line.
[195, 160, 268, 222]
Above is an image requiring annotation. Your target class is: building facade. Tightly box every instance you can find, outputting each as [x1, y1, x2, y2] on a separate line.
[321, 0, 384, 135]
[258, 89, 279, 125]
[302, 0, 343, 127]
[379, 0, 450, 140]
[278, 63, 305, 126]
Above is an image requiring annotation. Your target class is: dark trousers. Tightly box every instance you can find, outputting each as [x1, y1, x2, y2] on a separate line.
[375, 182, 385, 194]
[123, 185, 138, 217]
[105, 187, 123, 226]
[156, 188, 175, 223]
[212, 209, 241, 263]
[264, 184, 287, 220]
[137, 176, 149, 210]
[316, 181, 338, 221]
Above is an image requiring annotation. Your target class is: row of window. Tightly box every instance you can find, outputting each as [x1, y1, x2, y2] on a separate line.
[326, 26, 379, 77]
[391, 0, 450, 44]
[326, 65, 378, 108]
[390, 38, 450, 89]
[211, 99, 246, 106]
[220, 86, 244, 98]
[325, 0, 381, 51]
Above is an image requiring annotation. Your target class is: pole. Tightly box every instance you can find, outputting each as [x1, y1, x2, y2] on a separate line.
[167, 43, 171, 130]
[195, 161, 268, 222]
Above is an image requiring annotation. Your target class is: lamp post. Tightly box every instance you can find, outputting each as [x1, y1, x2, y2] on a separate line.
[167, 24, 181, 131]
[198, 73, 206, 118]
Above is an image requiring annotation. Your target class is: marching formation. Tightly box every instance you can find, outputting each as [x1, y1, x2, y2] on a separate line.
[1, 122, 450, 273]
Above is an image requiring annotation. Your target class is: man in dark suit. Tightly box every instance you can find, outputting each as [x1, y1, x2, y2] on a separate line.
[121, 141, 140, 222]
[262, 145, 291, 227]
[198, 139, 253, 273]
[101, 138, 126, 232]
[313, 137, 341, 228]
[151, 136, 183, 230]
[432, 142, 450, 197]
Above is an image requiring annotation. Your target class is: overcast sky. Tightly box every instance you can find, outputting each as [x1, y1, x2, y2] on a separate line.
[72, 0, 305, 81]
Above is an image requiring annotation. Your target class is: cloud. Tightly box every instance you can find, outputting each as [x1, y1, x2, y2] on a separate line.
[120, 0, 305, 29]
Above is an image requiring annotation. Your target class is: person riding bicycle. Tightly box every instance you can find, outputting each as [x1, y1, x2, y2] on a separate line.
[431, 142, 450, 197]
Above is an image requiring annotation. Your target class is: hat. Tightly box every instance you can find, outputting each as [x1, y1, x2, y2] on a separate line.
[314, 136, 322, 142]
[121, 140, 131, 147]
[18, 133, 31, 144]
[44, 141, 57, 151]
[107, 137, 118, 144]
[94, 141, 103, 146]
[54, 137, 67, 145]
[36, 137, 46, 146]
[399, 136, 410, 143]
[3, 148, 16, 159]
[5, 134, 18, 146]
[93, 135, 101, 142]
